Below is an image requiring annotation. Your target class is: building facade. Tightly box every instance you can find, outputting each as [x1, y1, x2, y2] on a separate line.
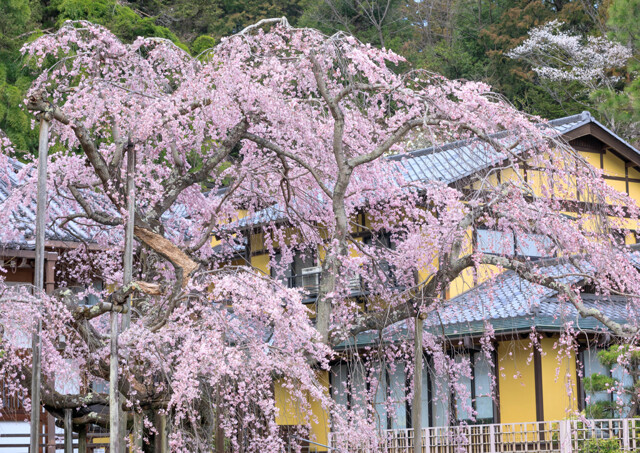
[239, 112, 640, 450]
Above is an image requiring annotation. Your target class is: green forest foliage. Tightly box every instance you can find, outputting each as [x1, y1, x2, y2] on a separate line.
[1, 0, 637, 154]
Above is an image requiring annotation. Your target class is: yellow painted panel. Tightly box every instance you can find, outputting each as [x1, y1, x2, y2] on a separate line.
[611, 216, 640, 231]
[250, 231, 268, 254]
[447, 264, 503, 299]
[417, 268, 432, 287]
[607, 179, 627, 196]
[540, 337, 578, 421]
[552, 172, 577, 201]
[318, 245, 326, 262]
[475, 264, 500, 287]
[629, 182, 640, 204]
[448, 268, 475, 299]
[603, 151, 626, 178]
[630, 167, 640, 179]
[501, 167, 524, 184]
[579, 151, 601, 169]
[231, 258, 245, 267]
[252, 254, 270, 275]
[498, 340, 536, 423]
[471, 172, 499, 190]
[526, 169, 544, 197]
[349, 236, 363, 258]
[274, 372, 330, 451]
[210, 209, 249, 249]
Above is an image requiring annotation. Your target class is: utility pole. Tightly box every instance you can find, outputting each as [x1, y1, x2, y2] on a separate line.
[30, 114, 50, 453]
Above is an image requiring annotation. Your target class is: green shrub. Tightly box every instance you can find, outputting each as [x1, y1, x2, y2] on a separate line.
[581, 438, 621, 453]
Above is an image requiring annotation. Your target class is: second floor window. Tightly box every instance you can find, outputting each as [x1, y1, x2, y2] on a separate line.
[476, 229, 554, 259]
[271, 251, 319, 293]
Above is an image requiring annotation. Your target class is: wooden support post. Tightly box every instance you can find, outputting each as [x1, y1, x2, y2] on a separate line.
[118, 143, 136, 452]
[64, 409, 73, 453]
[215, 420, 225, 453]
[109, 307, 121, 453]
[133, 413, 143, 451]
[155, 413, 169, 453]
[78, 424, 87, 453]
[161, 414, 169, 453]
[30, 115, 50, 453]
[45, 255, 57, 453]
[215, 407, 225, 453]
[121, 145, 135, 338]
[412, 315, 424, 453]
[46, 412, 56, 453]
[44, 257, 56, 295]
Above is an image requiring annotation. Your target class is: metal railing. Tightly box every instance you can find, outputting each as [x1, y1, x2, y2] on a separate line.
[330, 418, 640, 453]
[285, 270, 400, 298]
[285, 271, 363, 297]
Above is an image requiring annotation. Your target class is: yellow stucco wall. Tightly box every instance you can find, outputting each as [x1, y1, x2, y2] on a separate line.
[539, 337, 578, 421]
[498, 336, 578, 424]
[497, 339, 537, 423]
[251, 253, 270, 275]
[274, 372, 330, 451]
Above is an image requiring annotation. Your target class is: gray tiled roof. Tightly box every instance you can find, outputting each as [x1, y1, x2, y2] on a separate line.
[240, 112, 631, 228]
[431, 261, 578, 326]
[387, 112, 594, 184]
[0, 157, 94, 247]
[426, 256, 639, 337]
[338, 257, 639, 349]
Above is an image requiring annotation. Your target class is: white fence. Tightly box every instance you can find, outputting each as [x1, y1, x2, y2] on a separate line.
[330, 418, 640, 452]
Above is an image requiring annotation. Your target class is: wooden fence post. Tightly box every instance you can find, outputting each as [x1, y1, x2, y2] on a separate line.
[489, 425, 496, 453]
[559, 420, 572, 453]
[623, 419, 630, 451]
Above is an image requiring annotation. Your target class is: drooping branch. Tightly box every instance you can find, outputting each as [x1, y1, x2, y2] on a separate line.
[26, 96, 124, 209]
[348, 118, 431, 167]
[242, 132, 332, 197]
[147, 116, 252, 222]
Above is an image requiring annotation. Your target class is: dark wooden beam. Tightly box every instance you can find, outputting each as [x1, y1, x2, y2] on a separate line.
[534, 347, 544, 422]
